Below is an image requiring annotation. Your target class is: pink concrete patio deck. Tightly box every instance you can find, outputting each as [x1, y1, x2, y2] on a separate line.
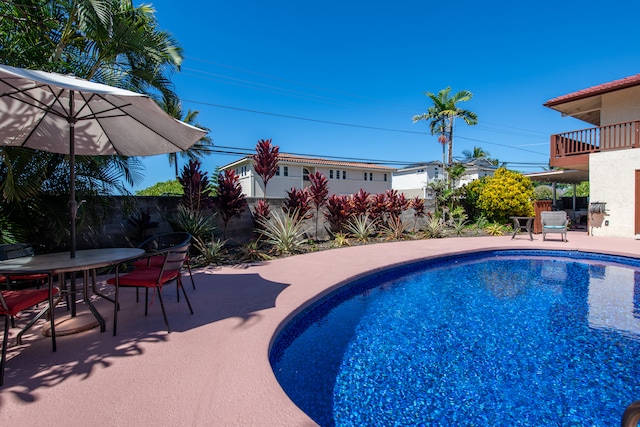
[1, 231, 639, 425]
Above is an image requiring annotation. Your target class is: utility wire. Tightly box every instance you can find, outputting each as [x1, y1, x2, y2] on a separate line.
[185, 99, 549, 157]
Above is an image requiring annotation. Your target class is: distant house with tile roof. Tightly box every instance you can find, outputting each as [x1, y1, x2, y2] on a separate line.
[220, 154, 395, 198]
[392, 159, 496, 198]
[543, 72, 640, 238]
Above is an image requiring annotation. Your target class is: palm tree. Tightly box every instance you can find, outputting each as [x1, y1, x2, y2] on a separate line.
[462, 146, 490, 160]
[160, 96, 214, 177]
[1, 0, 186, 201]
[413, 87, 478, 167]
[0, 0, 186, 243]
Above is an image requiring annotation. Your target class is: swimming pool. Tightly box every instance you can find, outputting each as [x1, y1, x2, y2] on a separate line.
[270, 250, 640, 426]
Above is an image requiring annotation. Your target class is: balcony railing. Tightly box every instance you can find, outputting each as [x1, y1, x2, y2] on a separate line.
[551, 120, 640, 160]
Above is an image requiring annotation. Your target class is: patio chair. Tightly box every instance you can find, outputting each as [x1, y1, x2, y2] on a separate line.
[107, 241, 193, 335]
[134, 232, 195, 290]
[0, 285, 59, 386]
[540, 211, 569, 242]
[0, 244, 48, 291]
[0, 243, 50, 329]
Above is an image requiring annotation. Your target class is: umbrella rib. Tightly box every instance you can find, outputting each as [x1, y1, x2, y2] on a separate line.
[81, 92, 190, 154]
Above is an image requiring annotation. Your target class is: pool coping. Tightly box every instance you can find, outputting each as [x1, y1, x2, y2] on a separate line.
[1, 232, 639, 425]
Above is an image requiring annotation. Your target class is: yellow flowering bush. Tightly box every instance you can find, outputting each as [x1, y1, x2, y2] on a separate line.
[477, 168, 535, 223]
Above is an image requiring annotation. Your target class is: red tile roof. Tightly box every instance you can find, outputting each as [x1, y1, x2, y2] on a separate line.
[544, 74, 640, 106]
[223, 154, 396, 171]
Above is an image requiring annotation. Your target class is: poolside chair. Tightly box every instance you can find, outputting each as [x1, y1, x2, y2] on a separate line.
[540, 211, 569, 242]
[107, 241, 193, 335]
[0, 285, 59, 386]
[133, 232, 195, 290]
[0, 244, 48, 291]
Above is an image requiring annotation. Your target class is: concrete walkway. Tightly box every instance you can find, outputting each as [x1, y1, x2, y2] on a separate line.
[1, 231, 639, 425]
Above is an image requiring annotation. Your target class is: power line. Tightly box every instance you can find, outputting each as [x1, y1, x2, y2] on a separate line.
[210, 145, 548, 168]
[184, 56, 557, 139]
[183, 99, 427, 135]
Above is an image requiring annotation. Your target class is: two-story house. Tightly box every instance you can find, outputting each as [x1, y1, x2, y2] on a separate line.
[544, 73, 640, 238]
[392, 159, 496, 198]
[220, 154, 395, 198]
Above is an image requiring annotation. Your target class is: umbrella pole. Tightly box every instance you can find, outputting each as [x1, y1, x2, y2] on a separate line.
[69, 93, 77, 259]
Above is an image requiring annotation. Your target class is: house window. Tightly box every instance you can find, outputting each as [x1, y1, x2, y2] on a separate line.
[342, 171, 346, 180]
[435, 169, 439, 179]
[330, 170, 334, 179]
[369, 172, 373, 181]
[384, 173, 387, 182]
[283, 166, 289, 177]
[364, 172, 367, 181]
[303, 168, 310, 181]
[275, 166, 280, 176]
[336, 170, 339, 180]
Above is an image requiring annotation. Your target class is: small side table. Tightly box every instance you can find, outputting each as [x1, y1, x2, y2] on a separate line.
[510, 216, 534, 240]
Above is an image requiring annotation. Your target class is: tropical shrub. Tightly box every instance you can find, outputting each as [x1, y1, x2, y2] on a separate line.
[368, 193, 388, 227]
[192, 236, 227, 263]
[253, 199, 271, 229]
[450, 213, 468, 236]
[332, 232, 350, 247]
[215, 170, 246, 239]
[484, 222, 507, 236]
[178, 160, 214, 212]
[473, 214, 489, 235]
[385, 189, 409, 221]
[136, 180, 183, 196]
[477, 168, 535, 223]
[125, 207, 159, 245]
[258, 210, 306, 255]
[423, 215, 445, 239]
[325, 194, 353, 232]
[378, 216, 408, 240]
[283, 187, 312, 220]
[458, 177, 487, 222]
[308, 172, 329, 239]
[410, 196, 426, 231]
[252, 138, 279, 198]
[351, 189, 370, 216]
[344, 214, 376, 243]
[237, 239, 273, 262]
[167, 205, 218, 241]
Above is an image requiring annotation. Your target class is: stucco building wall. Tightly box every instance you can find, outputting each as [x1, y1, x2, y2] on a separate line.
[589, 149, 640, 237]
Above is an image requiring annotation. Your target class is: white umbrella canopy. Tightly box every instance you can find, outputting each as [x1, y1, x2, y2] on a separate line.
[0, 64, 207, 256]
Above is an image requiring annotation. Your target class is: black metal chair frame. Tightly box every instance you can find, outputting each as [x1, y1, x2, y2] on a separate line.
[136, 232, 196, 290]
[109, 242, 194, 335]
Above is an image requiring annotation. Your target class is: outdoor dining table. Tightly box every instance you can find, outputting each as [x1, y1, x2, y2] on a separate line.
[509, 216, 535, 241]
[0, 248, 144, 342]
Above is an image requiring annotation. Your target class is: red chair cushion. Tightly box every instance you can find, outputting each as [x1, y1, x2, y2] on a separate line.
[132, 254, 189, 269]
[0, 288, 58, 316]
[131, 255, 165, 269]
[106, 268, 179, 288]
[0, 273, 48, 282]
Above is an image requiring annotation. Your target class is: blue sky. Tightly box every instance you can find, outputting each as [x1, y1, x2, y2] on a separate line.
[132, 0, 640, 191]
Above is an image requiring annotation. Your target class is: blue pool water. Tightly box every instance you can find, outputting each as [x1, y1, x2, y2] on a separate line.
[270, 250, 640, 426]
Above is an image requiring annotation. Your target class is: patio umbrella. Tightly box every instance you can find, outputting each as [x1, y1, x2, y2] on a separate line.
[0, 64, 207, 257]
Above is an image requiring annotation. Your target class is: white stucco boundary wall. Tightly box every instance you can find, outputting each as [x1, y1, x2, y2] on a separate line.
[589, 149, 640, 238]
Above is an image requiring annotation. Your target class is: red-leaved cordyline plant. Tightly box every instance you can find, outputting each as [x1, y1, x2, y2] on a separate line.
[178, 159, 214, 212]
[410, 196, 426, 231]
[215, 170, 246, 240]
[386, 189, 409, 221]
[283, 187, 312, 220]
[252, 138, 279, 200]
[308, 172, 329, 239]
[351, 189, 370, 217]
[324, 194, 353, 233]
[253, 199, 271, 229]
[368, 193, 388, 227]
